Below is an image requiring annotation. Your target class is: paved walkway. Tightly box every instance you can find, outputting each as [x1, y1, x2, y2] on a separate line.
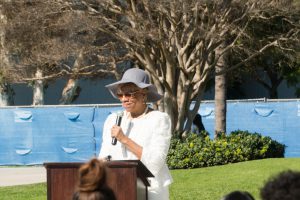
[0, 167, 46, 187]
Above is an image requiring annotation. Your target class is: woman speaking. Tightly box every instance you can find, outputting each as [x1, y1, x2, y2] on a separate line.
[99, 68, 173, 200]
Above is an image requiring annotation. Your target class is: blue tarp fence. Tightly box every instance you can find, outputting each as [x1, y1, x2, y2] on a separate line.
[200, 99, 300, 158]
[0, 104, 122, 165]
[0, 99, 299, 165]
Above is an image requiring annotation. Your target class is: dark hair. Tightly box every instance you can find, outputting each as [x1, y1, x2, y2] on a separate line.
[73, 158, 116, 200]
[78, 158, 107, 192]
[193, 113, 205, 132]
[260, 170, 300, 200]
[73, 191, 113, 200]
[222, 191, 255, 200]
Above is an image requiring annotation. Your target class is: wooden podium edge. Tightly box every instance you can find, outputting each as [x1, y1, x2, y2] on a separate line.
[44, 160, 154, 187]
[108, 160, 154, 187]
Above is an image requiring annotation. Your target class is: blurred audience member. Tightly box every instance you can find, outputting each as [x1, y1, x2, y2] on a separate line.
[73, 158, 116, 200]
[221, 190, 255, 200]
[260, 170, 300, 200]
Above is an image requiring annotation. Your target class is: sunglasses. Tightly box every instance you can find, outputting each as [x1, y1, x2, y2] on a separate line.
[116, 90, 141, 99]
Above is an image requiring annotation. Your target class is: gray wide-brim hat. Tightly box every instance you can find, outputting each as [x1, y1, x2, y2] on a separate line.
[105, 68, 163, 102]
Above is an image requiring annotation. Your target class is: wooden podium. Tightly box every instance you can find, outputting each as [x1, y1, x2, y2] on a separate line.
[44, 160, 154, 200]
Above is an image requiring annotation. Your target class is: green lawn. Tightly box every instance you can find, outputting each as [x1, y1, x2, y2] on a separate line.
[170, 158, 300, 200]
[0, 183, 46, 200]
[0, 158, 300, 200]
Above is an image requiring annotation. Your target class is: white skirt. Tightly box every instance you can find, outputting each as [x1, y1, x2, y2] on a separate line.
[137, 179, 169, 200]
[148, 185, 169, 200]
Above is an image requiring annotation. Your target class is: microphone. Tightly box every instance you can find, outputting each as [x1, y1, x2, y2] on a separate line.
[112, 111, 123, 145]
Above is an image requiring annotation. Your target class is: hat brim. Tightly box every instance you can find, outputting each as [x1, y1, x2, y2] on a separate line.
[105, 80, 163, 102]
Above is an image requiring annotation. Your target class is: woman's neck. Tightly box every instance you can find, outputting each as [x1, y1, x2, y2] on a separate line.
[130, 105, 148, 118]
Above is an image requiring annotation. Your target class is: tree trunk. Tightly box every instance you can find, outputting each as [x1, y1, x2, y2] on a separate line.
[268, 70, 282, 99]
[214, 72, 226, 138]
[0, 83, 14, 106]
[32, 68, 45, 105]
[59, 51, 83, 104]
[214, 52, 227, 139]
[0, 4, 14, 106]
[255, 70, 282, 99]
[269, 87, 279, 99]
[59, 79, 80, 104]
[182, 84, 206, 137]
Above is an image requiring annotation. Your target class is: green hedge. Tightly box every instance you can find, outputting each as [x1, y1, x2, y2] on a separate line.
[167, 130, 286, 169]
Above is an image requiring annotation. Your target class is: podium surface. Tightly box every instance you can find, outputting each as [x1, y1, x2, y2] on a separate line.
[44, 160, 153, 200]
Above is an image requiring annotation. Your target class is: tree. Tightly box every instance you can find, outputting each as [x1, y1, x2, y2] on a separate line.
[243, 48, 299, 99]
[214, 0, 299, 138]
[231, 1, 300, 99]
[214, 46, 228, 138]
[3, 1, 66, 105]
[69, 0, 298, 135]
[2, 0, 119, 105]
[78, 0, 295, 135]
[0, 1, 14, 106]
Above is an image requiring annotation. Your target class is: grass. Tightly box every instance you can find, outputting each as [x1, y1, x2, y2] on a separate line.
[170, 158, 300, 200]
[0, 183, 46, 200]
[0, 158, 300, 200]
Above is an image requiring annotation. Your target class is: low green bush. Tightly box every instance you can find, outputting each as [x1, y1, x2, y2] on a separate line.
[167, 130, 286, 169]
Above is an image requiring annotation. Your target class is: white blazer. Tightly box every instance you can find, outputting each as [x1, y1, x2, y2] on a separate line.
[99, 110, 173, 199]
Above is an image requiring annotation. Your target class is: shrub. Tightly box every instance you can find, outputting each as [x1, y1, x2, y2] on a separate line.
[167, 130, 286, 169]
